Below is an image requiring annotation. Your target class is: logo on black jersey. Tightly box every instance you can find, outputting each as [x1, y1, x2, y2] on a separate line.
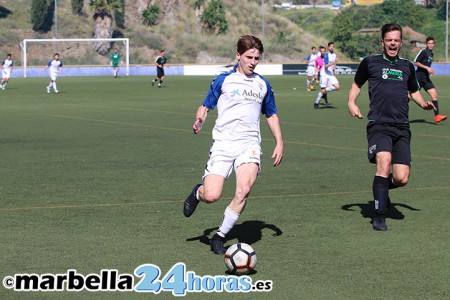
[381, 68, 403, 81]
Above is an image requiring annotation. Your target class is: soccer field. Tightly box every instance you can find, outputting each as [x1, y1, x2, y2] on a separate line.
[0, 75, 449, 299]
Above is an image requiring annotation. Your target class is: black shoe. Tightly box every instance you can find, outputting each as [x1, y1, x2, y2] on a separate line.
[314, 103, 319, 109]
[210, 234, 226, 255]
[372, 215, 387, 231]
[152, 80, 155, 86]
[183, 184, 201, 217]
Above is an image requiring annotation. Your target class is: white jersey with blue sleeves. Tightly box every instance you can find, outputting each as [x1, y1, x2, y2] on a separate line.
[202, 66, 277, 143]
[48, 59, 63, 74]
[323, 52, 337, 75]
[307, 53, 317, 67]
[2, 59, 13, 70]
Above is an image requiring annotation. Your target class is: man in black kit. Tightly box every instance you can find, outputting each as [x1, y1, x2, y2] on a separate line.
[152, 50, 168, 88]
[347, 23, 434, 231]
[413, 36, 447, 123]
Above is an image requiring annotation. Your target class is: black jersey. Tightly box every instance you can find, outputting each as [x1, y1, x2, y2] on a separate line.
[155, 56, 167, 69]
[354, 54, 419, 124]
[413, 48, 433, 77]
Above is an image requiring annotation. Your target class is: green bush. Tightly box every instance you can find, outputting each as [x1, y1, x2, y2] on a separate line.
[71, 0, 84, 16]
[201, 0, 228, 34]
[142, 4, 160, 26]
[115, 0, 125, 28]
[31, 0, 49, 32]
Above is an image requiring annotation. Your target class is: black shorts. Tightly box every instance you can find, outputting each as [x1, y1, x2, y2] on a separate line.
[157, 67, 165, 78]
[416, 73, 435, 91]
[366, 122, 412, 166]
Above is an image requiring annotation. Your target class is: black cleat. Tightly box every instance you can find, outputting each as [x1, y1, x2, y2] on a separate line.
[314, 103, 319, 109]
[210, 233, 226, 255]
[152, 80, 155, 86]
[372, 215, 387, 231]
[183, 184, 201, 217]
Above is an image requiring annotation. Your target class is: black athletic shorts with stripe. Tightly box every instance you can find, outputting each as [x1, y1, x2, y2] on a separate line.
[366, 122, 412, 167]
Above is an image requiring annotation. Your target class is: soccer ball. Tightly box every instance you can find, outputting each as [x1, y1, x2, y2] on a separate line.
[224, 243, 257, 275]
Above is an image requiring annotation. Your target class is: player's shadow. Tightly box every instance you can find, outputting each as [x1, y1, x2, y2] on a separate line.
[0, 6, 12, 19]
[186, 220, 283, 250]
[341, 200, 420, 221]
[409, 119, 437, 125]
[319, 103, 337, 109]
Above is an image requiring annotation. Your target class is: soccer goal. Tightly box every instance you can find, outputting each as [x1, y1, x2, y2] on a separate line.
[20, 38, 129, 78]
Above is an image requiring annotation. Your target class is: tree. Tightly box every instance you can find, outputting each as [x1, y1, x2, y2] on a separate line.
[114, 0, 125, 28]
[89, 0, 122, 54]
[142, 4, 160, 26]
[71, 0, 84, 16]
[201, 0, 228, 35]
[31, 0, 50, 32]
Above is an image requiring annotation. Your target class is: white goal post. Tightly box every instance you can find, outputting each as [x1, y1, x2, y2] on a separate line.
[20, 38, 129, 78]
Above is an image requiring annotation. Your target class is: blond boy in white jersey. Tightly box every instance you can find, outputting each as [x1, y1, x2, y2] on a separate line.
[183, 35, 284, 254]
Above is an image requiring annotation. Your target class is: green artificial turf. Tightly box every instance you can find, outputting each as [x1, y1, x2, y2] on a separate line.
[0, 75, 448, 299]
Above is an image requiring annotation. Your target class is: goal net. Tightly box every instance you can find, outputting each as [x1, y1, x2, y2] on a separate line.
[20, 38, 129, 78]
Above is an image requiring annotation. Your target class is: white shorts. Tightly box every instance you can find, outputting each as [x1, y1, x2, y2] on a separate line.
[307, 66, 316, 77]
[50, 72, 58, 81]
[320, 73, 339, 88]
[2, 70, 11, 79]
[203, 141, 262, 180]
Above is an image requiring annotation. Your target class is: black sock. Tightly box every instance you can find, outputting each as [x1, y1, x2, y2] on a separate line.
[388, 173, 399, 190]
[432, 100, 439, 116]
[373, 175, 389, 215]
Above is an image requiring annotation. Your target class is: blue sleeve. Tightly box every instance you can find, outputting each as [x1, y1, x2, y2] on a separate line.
[1, 60, 4, 66]
[11, 61, 13, 66]
[201, 74, 226, 110]
[306, 54, 311, 60]
[324, 53, 329, 65]
[47, 61, 52, 67]
[260, 77, 277, 117]
[60, 61, 63, 67]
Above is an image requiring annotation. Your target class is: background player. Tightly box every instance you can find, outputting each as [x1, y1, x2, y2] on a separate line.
[315, 42, 340, 108]
[183, 35, 284, 254]
[151, 50, 168, 88]
[1, 53, 13, 90]
[412, 36, 447, 123]
[305, 46, 318, 91]
[44, 53, 63, 94]
[110, 48, 122, 78]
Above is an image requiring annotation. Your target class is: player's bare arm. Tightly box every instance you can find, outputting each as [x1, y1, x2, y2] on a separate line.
[348, 82, 363, 119]
[414, 62, 434, 75]
[193, 105, 209, 134]
[410, 90, 435, 110]
[266, 114, 283, 167]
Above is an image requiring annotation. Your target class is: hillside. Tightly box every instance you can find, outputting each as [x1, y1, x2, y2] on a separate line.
[0, 0, 341, 66]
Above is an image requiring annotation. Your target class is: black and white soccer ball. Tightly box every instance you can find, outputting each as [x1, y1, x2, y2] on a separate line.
[224, 243, 257, 275]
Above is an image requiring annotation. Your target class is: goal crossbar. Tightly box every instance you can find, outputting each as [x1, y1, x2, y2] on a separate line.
[20, 38, 130, 78]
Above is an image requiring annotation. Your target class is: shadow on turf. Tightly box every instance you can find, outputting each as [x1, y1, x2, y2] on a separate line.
[341, 200, 421, 221]
[409, 119, 437, 125]
[186, 220, 283, 251]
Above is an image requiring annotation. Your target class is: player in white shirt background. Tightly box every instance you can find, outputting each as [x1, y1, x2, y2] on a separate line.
[44, 53, 63, 94]
[315, 42, 340, 107]
[305, 46, 318, 91]
[2, 53, 14, 90]
[183, 35, 284, 255]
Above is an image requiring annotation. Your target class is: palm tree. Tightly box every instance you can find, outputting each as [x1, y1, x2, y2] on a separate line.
[89, 0, 122, 54]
